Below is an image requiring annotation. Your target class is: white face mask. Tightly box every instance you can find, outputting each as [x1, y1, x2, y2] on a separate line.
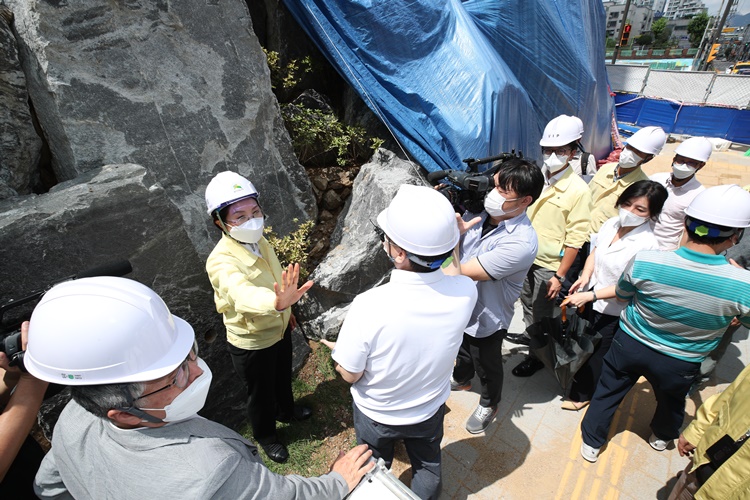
[618, 148, 643, 169]
[142, 358, 212, 423]
[229, 217, 264, 244]
[671, 162, 697, 179]
[618, 207, 649, 228]
[484, 189, 521, 217]
[543, 153, 569, 173]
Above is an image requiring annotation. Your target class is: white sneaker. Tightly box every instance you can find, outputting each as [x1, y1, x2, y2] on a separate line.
[649, 433, 669, 451]
[580, 442, 600, 463]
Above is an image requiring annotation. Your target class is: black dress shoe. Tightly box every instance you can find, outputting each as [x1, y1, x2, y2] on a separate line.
[261, 442, 289, 463]
[505, 333, 531, 346]
[512, 356, 545, 377]
[277, 404, 312, 423]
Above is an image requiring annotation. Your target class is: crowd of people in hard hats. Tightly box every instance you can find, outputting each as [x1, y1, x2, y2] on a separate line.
[1, 116, 750, 500]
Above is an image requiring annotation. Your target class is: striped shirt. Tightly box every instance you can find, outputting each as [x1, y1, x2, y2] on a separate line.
[616, 247, 750, 362]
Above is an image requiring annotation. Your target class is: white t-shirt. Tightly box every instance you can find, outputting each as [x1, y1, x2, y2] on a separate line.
[590, 216, 659, 316]
[650, 172, 705, 251]
[332, 269, 477, 425]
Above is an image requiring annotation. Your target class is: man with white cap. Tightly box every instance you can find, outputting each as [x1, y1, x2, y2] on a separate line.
[650, 137, 713, 250]
[324, 185, 478, 500]
[545, 114, 596, 181]
[506, 117, 593, 377]
[29, 277, 373, 499]
[579, 185, 750, 464]
[588, 126, 667, 233]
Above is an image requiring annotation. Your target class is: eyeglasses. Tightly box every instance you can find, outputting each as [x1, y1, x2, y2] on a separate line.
[542, 147, 573, 156]
[226, 210, 263, 226]
[678, 158, 703, 168]
[134, 341, 199, 402]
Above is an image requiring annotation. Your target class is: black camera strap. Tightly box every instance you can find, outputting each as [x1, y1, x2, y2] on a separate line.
[695, 429, 750, 485]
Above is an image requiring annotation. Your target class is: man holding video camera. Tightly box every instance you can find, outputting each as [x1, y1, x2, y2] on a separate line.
[447, 157, 544, 434]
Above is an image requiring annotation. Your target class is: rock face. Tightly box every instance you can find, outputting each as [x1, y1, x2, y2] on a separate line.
[297, 149, 426, 340]
[0, 164, 250, 430]
[0, 5, 41, 198]
[6, 0, 315, 256]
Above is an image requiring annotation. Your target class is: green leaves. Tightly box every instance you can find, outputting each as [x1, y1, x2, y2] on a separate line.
[264, 219, 315, 280]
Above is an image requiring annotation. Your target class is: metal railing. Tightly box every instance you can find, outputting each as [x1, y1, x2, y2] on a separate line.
[607, 64, 750, 108]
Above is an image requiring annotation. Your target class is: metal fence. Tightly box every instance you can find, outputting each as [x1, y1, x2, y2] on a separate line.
[606, 64, 750, 108]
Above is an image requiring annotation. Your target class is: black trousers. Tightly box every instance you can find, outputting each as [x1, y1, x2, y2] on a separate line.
[581, 328, 700, 448]
[228, 325, 295, 445]
[452, 329, 506, 408]
[568, 311, 620, 403]
[353, 403, 445, 500]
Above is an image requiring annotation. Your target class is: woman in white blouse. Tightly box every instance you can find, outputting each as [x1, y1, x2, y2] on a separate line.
[561, 180, 668, 410]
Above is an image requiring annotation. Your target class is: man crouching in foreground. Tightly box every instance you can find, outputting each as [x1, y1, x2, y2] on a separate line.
[27, 276, 372, 499]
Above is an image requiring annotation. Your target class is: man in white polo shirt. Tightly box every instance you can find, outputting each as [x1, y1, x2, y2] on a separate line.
[325, 185, 478, 500]
[650, 137, 712, 250]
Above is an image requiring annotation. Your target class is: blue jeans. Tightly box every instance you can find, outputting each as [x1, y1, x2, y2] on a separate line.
[581, 328, 700, 448]
[353, 403, 445, 500]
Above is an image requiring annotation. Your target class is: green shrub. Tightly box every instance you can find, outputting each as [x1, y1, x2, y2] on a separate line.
[264, 219, 314, 280]
[263, 49, 312, 91]
[281, 103, 380, 166]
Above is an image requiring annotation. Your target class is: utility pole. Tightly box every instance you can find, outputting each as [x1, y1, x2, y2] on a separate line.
[701, 0, 735, 70]
[611, 0, 633, 65]
[693, 16, 715, 70]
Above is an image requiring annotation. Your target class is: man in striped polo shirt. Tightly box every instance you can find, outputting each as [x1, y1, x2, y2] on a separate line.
[579, 184, 750, 463]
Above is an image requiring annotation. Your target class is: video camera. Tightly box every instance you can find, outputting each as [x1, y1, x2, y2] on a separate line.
[0, 260, 133, 372]
[426, 151, 524, 213]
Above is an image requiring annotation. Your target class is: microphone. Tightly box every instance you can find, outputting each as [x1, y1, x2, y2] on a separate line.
[75, 260, 133, 279]
[426, 170, 453, 184]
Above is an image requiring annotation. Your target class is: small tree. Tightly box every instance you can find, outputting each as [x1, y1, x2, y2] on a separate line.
[651, 18, 673, 48]
[634, 33, 653, 46]
[687, 12, 709, 48]
[651, 17, 668, 40]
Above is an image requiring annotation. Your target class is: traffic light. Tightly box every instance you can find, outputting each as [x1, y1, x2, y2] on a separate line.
[620, 24, 632, 46]
[707, 43, 720, 63]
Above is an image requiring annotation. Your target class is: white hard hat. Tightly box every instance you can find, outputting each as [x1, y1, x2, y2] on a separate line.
[539, 115, 584, 147]
[626, 126, 667, 155]
[376, 184, 459, 256]
[685, 184, 750, 230]
[205, 171, 259, 215]
[675, 137, 712, 163]
[25, 277, 195, 385]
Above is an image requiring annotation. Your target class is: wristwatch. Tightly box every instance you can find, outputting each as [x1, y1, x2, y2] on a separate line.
[553, 273, 564, 283]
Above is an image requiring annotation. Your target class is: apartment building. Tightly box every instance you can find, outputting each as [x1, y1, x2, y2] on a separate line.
[603, 0, 656, 40]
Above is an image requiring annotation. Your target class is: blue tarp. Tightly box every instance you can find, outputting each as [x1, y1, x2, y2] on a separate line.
[283, 0, 615, 172]
[615, 92, 750, 144]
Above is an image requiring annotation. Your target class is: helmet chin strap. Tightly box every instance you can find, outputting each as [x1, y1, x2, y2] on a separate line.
[212, 208, 232, 235]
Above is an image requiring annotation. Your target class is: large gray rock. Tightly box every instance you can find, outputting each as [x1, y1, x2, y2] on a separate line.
[297, 149, 426, 340]
[0, 164, 245, 431]
[6, 0, 315, 257]
[0, 5, 41, 198]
